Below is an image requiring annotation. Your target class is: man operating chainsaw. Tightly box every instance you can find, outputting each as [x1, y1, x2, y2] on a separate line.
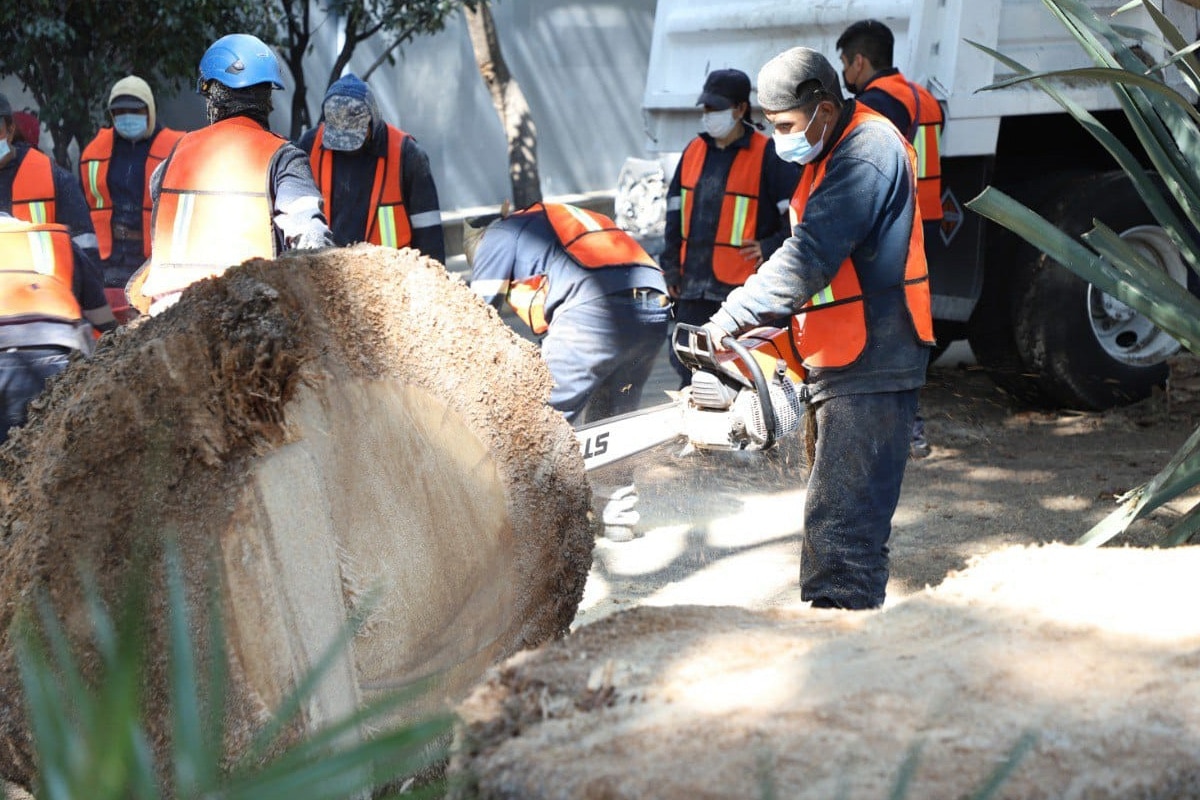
[465, 202, 671, 541]
[703, 47, 935, 610]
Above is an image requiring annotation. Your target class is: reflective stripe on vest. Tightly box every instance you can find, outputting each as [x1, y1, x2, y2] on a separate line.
[0, 219, 82, 323]
[309, 124, 413, 248]
[786, 106, 935, 369]
[11, 149, 57, 225]
[142, 117, 284, 299]
[508, 274, 550, 335]
[870, 74, 944, 222]
[533, 202, 659, 269]
[678, 131, 768, 285]
[81, 127, 185, 259]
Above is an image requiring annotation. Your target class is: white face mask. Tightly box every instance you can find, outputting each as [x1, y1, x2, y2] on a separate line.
[773, 111, 828, 165]
[0, 138, 10, 162]
[701, 109, 739, 140]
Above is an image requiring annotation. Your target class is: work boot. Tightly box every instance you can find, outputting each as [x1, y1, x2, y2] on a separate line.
[910, 415, 931, 459]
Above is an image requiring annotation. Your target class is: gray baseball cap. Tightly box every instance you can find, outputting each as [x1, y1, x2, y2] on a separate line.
[322, 94, 371, 151]
[757, 47, 844, 112]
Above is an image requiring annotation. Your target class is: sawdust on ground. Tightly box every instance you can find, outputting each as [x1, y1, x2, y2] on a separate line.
[451, 356, 1200, 799]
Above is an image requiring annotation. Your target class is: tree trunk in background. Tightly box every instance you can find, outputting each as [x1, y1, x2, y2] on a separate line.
[277, 0, 314, 140]
[465, 2, 542, 208]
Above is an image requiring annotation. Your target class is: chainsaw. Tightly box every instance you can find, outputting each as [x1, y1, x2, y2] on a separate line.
[577, 322, 807, 472]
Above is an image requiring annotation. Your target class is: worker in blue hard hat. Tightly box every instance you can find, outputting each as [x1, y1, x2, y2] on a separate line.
[134, 33, 333, 315]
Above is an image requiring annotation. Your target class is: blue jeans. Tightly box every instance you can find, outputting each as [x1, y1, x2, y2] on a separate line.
[0, 348, 71, 442]
[802, 389, 919, 609]
[541, 291, 671, 426]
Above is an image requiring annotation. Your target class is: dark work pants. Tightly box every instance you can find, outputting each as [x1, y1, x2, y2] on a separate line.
[0, 348, 72, 443]
[541, 292, 671, 426]
[668, 297, 723, 388]
[801, 389, 919, 609]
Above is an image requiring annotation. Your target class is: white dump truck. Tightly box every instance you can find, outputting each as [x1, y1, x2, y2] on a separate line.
[642, 0, 1200, 409]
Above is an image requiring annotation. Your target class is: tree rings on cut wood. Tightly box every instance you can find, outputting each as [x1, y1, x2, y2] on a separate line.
[0, 244, 594, 785]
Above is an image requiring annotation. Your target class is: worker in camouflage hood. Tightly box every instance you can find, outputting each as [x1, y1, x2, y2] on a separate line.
[80, 76, 185, 291]
[298, 74, 445, 262]
[136, 33, 333, 315]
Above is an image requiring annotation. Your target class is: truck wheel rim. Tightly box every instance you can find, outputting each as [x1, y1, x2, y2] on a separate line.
[1086, 225, 1185, 367]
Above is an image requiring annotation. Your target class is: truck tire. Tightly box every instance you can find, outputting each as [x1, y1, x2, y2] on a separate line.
[1013, 171, 1186, 409]
[967, 177, 1067, 406]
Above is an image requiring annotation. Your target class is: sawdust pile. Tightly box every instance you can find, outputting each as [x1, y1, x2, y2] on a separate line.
[451, 543, 1200, 799]
[0, 245, 594, 786]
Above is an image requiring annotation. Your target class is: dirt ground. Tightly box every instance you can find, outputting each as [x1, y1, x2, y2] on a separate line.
[451, 354, 1200, 799]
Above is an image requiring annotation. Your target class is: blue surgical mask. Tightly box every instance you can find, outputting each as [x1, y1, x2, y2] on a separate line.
[0, 138, 9, 162]
[113, 114, 148, 140]
[773, 111, 828, 165]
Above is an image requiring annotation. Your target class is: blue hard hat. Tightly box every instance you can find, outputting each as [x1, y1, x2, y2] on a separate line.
[197, 33, 284, 92]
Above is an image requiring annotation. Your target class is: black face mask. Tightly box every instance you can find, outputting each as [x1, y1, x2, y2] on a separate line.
[842, 70, 860, 96]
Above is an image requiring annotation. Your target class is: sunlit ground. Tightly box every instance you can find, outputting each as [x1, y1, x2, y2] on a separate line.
[575, 486, 807, 628]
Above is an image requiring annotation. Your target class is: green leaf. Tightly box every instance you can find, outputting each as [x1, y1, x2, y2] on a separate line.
[967, 40, 1200, 278]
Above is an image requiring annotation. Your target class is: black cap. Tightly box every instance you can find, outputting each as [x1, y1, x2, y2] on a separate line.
[108, 94, 148, 112]
[0, 93, 10, 117]
[696, 69, 751, 111]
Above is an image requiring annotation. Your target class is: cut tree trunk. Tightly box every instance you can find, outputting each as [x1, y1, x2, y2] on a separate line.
[0, 245, 593, 785]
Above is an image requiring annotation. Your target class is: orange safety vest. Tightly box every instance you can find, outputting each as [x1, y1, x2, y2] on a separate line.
[788, 106, 935, 369]
[505, 202, 660, 334]
[80, 126, 186, 260]
[867, 73, 944, 222]
[678, 131, 769, 285]
[141, 117, 285, 299]
[10, 148, 57, 225]
[0, 218, 82, 324]
[309, 123, 412, 248]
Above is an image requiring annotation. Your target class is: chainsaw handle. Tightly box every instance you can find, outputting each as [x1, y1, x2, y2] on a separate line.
[721, 335, 777, 449]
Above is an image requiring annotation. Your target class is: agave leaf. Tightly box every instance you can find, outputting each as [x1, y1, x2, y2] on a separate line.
[1144, 40, 1200, 79]
[200, 558, 230, 795]
[1077, 417, 1200, 546]
[887, 740, 924, 800]
[1049, 0, 1200, 198]
[967, 732, 1038, 800]
[1162, 498, 1200, 546]
[238, 591, 377, 766]
[224, 714, 452, 800]
[166, 540, 210, 797]
[979, 66, 1200, 130]
[967, 187, 1200, 350]
[967, 41, 1200, 279]
[1132, 0, 1200, 93]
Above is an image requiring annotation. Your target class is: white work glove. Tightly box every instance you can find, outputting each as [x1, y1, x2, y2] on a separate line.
[702, 321, 733, 352]
[601, 483, 640, 528]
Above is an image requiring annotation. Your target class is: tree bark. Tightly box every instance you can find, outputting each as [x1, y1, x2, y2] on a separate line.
[464, 2, 542, 208]
[0, 245, 593, 784]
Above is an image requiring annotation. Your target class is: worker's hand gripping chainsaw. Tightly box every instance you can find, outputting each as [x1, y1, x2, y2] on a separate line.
[578, 323, 808, 471]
